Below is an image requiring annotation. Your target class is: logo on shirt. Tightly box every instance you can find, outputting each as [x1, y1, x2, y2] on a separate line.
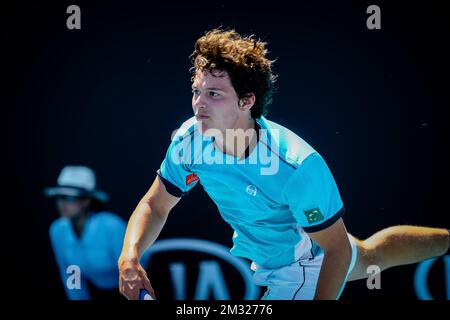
[304, 207, 324, 224]
[186, 173, 199, 186]
[245, 185, 257, 197]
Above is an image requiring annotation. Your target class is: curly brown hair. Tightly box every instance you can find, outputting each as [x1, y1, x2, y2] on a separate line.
[190, 28, 278, 119]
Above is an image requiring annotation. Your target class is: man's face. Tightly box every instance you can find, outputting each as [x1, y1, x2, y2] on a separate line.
[55, 196, 90, 219]
[191, 69, 242, 135]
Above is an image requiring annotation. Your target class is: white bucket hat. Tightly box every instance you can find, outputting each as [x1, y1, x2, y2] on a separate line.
[44, 166, 109, 203]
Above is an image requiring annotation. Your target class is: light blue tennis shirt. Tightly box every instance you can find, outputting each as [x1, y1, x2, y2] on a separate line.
[49, 212, 135, 300]
[157, 116, 345, 270]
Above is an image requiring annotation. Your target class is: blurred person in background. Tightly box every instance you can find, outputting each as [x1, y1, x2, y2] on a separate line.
[45, 165, 129, 300]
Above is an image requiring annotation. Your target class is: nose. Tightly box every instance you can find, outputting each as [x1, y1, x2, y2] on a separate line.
[193, 93, 207, 110]
[57, 201, 67, 213]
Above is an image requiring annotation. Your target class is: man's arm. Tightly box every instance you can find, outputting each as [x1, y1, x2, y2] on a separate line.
[307, 217, 352, 300]
[118, 175, 180, 300]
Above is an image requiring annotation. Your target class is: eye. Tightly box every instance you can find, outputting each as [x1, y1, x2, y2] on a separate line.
[192, 89, 200, 96]
[209, 91, 220, 97]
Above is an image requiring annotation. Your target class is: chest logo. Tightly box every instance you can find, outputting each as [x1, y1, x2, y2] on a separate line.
[186, 173, 199, 186]
[245, 185, 257, 197]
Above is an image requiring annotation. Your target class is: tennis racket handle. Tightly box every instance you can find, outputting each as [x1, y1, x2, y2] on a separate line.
[139, 289, 155, 300]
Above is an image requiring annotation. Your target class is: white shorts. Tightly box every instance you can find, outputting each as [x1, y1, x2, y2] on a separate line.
[251, 233, 358, 300]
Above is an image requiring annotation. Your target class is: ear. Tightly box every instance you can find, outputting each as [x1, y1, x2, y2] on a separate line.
[238, 93, 256, 111]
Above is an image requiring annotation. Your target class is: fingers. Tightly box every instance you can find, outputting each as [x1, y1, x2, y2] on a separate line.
[143, 277, 155, 298]
[119, 275, 136, 299]
[129, 283, 140, 300]
[131, 278, 145, 300]
[119, 277, 128, 299]
[122, 283, 137, 300]
[119, 277, 125, 299]
[118, 264, 151, 300]
[136, 266, 155, 298]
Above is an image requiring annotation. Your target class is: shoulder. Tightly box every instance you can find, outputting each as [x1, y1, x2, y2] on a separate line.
[49, 217, 70, 237]
[258, 117, 317, 168]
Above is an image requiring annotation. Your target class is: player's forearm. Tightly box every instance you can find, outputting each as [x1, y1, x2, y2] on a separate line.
[313, 247, 351, 300]
[119, 200, 168, 263]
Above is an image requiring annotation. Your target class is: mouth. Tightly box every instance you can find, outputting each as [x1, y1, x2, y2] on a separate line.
[195, 115, 210, 120]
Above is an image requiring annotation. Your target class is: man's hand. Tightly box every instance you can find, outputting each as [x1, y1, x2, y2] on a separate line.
[118, 258, 155, 300]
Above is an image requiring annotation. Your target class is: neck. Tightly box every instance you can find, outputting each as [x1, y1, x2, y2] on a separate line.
[215, 117, 257, 159]
[71, 211, 88, 238]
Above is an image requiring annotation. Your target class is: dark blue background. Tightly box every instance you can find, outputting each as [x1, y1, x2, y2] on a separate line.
[4, 0, 448, 300]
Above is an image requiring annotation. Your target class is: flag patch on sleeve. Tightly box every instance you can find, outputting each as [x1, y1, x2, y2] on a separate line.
[304, 207, 325, 224]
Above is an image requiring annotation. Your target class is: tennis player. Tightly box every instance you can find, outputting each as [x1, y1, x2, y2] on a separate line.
[118, 28, 449, 300]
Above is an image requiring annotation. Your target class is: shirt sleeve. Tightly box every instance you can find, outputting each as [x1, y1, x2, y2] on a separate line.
[282, 152, 345, 233]
[157, 130, 199, 197]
